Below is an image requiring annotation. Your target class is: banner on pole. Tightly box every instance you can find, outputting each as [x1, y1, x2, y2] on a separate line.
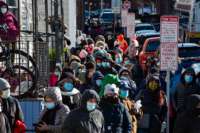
[121, 9, 128, 27]
[127, 13, 135, 38]
[160, 16, 179, 71]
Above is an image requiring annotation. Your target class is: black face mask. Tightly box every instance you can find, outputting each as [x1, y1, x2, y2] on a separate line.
[106, 96, 119, 104]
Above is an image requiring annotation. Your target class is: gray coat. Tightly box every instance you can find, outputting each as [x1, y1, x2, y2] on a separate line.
[62, 90, 104, 133]
[39, 104, 70, 133]
[0, 113, 11, 133]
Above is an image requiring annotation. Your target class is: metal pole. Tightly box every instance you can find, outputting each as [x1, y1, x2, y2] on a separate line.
[166, 70, 170, 133]
[54, 0, 62, 64]
[101, 0, 103, 10]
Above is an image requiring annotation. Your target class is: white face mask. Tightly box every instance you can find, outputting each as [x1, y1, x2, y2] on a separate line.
[1, 89, 10, 99]
[1, 7, 7, 14]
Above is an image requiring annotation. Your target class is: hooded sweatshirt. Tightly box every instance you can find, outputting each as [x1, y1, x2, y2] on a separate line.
[174, 94, 200, 133]
[174, 67, 199, 113]
[38, 87, 70, 133]
[62, 90, 104, 133]
[0, 1, 19, 41]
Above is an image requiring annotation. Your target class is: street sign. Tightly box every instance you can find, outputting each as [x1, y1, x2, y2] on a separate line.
[160, 16, 179, 71]
[175, 0, 195, 12]
[112, 0, 121, 13]
[121, 9, 128, 27]
[127, 13, 135, 38]
[160, 16, 179, 133]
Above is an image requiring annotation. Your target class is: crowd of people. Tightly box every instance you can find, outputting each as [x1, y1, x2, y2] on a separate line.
[0, 29, 200, 133]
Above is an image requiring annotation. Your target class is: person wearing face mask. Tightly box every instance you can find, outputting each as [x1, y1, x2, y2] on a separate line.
[99, 84, 132, 133]
[0, 1, 19, 42]
[137, 75, 167, 133]
[173, 67, 199, 114]
[0, 78, 24, 132]
[174, 94, 200, 133]
[91, 71, 104, 93]
[119, 67, 139, 100]
[62, 89, 104, 133]
[36, 87, 70, 133]
[95, 53, 117, 76]
[99, 74, 121, 97]
[119, 80, 143, 133]
[79, 62, 96, 93]
[127, 40, 144, 87]
[58, 68, 81, 110]
[0, 99, 11, 133]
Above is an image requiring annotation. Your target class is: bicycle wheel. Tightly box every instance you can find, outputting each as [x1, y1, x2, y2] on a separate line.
[0, 49, 38, 76]
[1, 65, 36, 96]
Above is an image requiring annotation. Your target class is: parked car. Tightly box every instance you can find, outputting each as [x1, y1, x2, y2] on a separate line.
[99, 12, 114, 26]
[135, 23, 156, 32]
[136, 32, 160, 51]
[139, 37, 160, 72]
[178, 43, 200, 68]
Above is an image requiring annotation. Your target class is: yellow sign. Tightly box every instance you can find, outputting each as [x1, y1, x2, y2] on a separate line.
[187, 32, 200, 38]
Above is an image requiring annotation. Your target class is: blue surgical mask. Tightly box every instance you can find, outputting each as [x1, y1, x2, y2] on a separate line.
[97, 62, 101, 67]
[115, 57, 123, 64]
[96, 79, 102, 87]
[64, 82, 74, 91]
[86, 102, 96, 111]
[45, 102, 55, 110]
[102, 62, 110, 68]
[120, 90, 129, 98]
[124, 60, 130, 65]
[184, 75, 193, 84]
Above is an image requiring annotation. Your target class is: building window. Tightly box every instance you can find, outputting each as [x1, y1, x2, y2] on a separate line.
[6, 0, 16, 6]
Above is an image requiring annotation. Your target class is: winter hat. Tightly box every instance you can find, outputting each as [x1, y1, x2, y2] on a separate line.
[119, 77, 131, 90]
[104, 84, 119, 96]
[86, 62, 96, 70]
[59, 68, 76, 83]
[81, 89, 100, 109]
[44, 87, 62, 103]
[0, 78, 10, 90]
[87, 38, 95, 45]
[95, 41, 107, 49]
[69, 55, 81, 64]
[99, 74, 120, 97]
[95, 35, 105, 42]
[119, 67, 131, 77]
[93, 71, 104, 80]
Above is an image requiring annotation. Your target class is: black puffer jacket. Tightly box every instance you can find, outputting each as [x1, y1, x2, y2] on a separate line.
[100, 97, 132, 133]
[174, 67, 200, 113]
[62, 90, 104, 133]
[174, 94, 200, 133]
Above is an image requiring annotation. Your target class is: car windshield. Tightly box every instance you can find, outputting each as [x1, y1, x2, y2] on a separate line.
[101, 13, 114, 19]
[146, 40, 160, 52]
[135, 26, 154, 32]
[137, 34, 160, 46]
[179, 47, 200, 58]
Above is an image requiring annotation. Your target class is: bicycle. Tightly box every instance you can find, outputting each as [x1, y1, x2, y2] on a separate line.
[0, 41, 38, 97]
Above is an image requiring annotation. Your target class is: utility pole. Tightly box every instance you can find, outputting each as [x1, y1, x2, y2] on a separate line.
[54, 0, 63, 64]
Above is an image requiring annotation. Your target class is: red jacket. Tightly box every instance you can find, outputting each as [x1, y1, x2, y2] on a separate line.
[13, 120, 26, 133]
[0, 1, 19, 42]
